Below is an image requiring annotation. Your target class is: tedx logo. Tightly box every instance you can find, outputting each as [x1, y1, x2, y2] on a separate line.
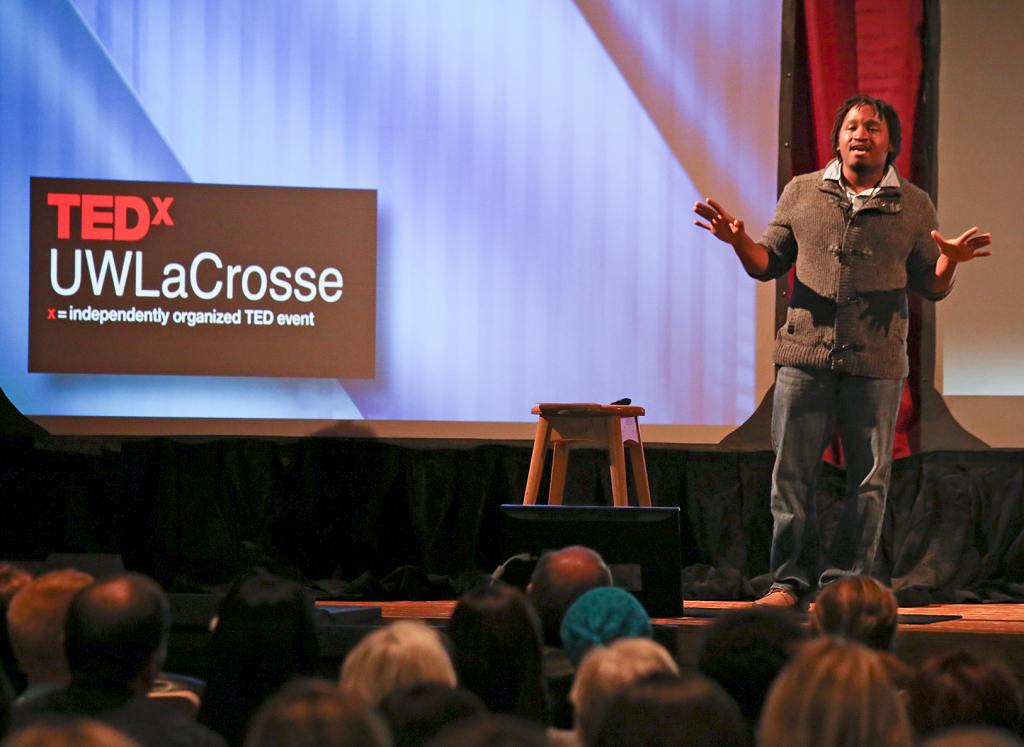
[47, 193, 174, 241]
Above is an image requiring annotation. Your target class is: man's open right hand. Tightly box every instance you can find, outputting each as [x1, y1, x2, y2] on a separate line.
[694, 198, 746, 246]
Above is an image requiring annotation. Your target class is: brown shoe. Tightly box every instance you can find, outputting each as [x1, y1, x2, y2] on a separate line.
[753, 587, 797, 607]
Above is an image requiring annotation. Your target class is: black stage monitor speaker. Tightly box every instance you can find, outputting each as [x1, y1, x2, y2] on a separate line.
[498, 505, 684, 618]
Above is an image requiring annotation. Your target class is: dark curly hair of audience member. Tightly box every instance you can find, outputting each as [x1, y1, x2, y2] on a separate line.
[591, 673, 748, 747]
[811, 575, 899, 651]
[424, 714, 549, 747]
[758, 638, 912, 747]
[243, 677, 391, 747]
[906, 650, 1024, 739]
[447, 582, 548, 725]
[196, 569, 320, 747]
[697, 606, 807, 730]
[921, 726, 1024, 747]
[378, 682, 486, 747]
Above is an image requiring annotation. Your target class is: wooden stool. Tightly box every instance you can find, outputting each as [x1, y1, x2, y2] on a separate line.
[523, 403, 652, 507]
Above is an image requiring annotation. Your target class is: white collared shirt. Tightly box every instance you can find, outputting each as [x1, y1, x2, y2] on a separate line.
[823, 159, 899, 212]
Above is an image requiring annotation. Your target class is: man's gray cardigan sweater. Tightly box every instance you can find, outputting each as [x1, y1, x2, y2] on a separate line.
[752, 162, 951, 380]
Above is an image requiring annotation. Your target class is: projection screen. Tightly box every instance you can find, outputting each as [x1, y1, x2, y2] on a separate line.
[0, 0, 783, 440]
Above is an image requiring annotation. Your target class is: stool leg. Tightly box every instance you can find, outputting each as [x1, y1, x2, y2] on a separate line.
[627, 440, 652, 507]
[524, 418, 552, 505]
[606, 417, 629, 507]
[548, 441, 571, 505]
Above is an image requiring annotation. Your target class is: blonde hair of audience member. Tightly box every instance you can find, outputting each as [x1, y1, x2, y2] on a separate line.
[570, 638, 680, 747]
[811, 575, 899, 650]
[7, 569, 94, 687]
[340, 620, 457, 706]
[1, 720, 141, 747]
[245, 678, 392, 747]
[758, 637, 912, 747]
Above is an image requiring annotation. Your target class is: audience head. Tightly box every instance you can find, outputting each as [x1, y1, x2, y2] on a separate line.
[697, 606, 808, 728]
[877, 650, 916, 693]
[592, 673, 748, 747]
[378, 682, 487, 747]
[758, 637, 912, 747]
[811, 575, 899, 651]
[527, 546, 612, 647]
[197, 569, 320, 747]
[244, 677, 392, 747]
[63, 573, 170, 693]
[560, 587, 651, 668]
[0, 565, 32, 608]
[1, 662, 13, 743]
[921, 727, 1024, 747]
[7, 569, 94, 687]
[907, 650, 1024, 739]
[570, 638, 679, 747]
[447, 582, 548, 724]
[1, 720, 141, 747]
[424, 714, 549, 747]
[0, 563, 33, 692]
[340, 620, 457, 706]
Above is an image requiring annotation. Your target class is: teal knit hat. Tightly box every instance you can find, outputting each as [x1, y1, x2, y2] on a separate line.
[559, 586, 652, 667]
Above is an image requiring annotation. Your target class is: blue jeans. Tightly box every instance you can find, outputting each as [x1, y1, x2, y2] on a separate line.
[769, 366, 903, 596]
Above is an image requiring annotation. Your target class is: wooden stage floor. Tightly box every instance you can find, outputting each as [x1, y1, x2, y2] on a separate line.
[321, 600, 1024, 677]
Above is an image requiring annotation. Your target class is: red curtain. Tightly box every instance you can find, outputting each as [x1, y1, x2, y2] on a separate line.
[793, 0, 928, 461]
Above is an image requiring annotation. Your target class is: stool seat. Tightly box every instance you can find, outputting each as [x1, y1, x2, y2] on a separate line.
[532, 403, 646, 418]
[523, 403, 652, 507]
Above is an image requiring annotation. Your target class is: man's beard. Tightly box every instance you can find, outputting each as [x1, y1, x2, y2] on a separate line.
[846, 156, 881, 174]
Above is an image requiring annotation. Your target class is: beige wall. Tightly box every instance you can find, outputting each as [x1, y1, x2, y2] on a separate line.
[937, 0, 1024, 446]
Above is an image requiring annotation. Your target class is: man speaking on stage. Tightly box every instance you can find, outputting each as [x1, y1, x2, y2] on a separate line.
[693, 94, 992, 607]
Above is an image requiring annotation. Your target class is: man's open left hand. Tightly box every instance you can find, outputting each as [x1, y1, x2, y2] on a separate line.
[931, 227, 993, 263]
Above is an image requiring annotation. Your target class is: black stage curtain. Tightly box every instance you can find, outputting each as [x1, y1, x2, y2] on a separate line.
[4, 438, 1024, 606]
